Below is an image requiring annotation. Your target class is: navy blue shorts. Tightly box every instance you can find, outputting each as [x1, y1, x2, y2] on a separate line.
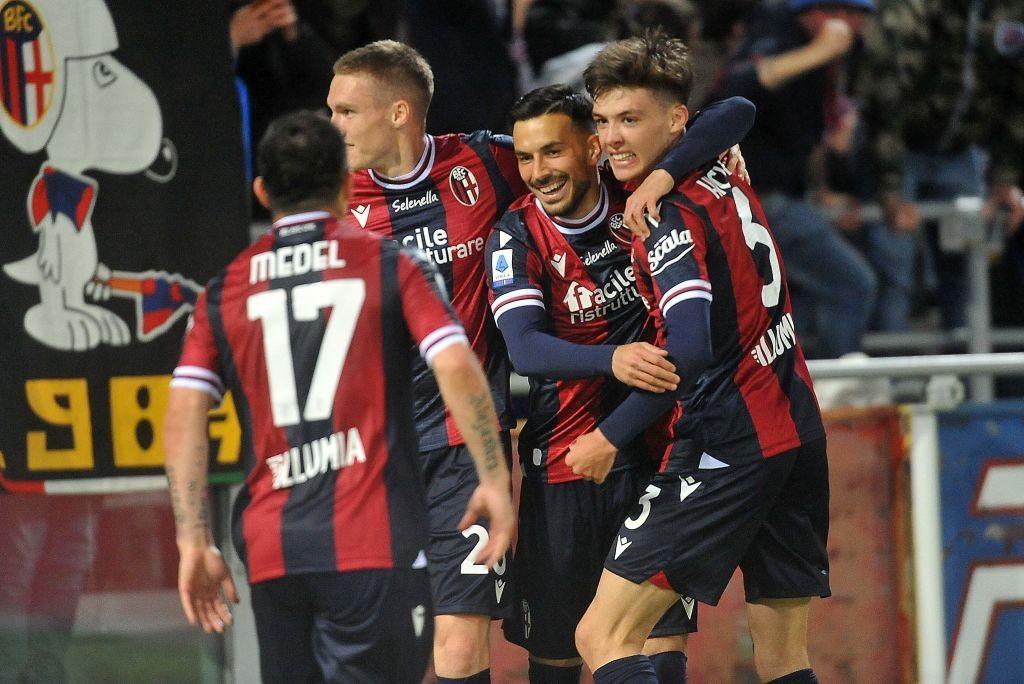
[250, 568, 433, 683]
[605, 438, 831, 606]
[503, 467, 697, 660]
[420, 432, 514, 618]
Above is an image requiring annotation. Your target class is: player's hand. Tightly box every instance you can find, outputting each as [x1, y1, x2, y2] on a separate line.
[566, 429, 617, 484]
[612, 343, 679, 393]
[624, 169, 674, 240]
[810, 18, 856, 63]
[458, 482, 515, 569]
[177, 544, 238, 634]
[722, 145, 750, 184]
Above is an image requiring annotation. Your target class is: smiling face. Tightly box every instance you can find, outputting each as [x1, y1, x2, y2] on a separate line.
[512, 112, 601, 219]
[327, 71, 398, 172]
[591, 86, 688, 184]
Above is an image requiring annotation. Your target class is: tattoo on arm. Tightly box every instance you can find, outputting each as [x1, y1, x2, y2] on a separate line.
[468, 391, 501, 474]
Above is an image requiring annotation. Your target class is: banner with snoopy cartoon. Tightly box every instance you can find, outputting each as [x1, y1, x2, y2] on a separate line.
[0, 0, 249, 491]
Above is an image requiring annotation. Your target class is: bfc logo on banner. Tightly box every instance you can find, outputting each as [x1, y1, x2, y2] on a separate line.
[0, 0, 55, 127]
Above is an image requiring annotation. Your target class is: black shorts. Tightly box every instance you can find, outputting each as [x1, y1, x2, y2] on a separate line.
[250, 568, 433, 683]
[420, 433, 514, 618]
[605, 438, 831, 606]
[503, 468, 697, 660]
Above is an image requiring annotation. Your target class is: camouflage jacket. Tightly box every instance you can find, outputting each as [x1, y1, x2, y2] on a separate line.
[858, 0, 1024, 194]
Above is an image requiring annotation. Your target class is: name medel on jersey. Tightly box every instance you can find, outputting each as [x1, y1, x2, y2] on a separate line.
[346, 132, 526, 451]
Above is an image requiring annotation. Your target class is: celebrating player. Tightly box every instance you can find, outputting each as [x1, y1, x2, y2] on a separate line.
[486, 84, 754, 684]
[567, 34, 829, 684]
[163, 111, 513, 683]
[327, 39, 753, 683]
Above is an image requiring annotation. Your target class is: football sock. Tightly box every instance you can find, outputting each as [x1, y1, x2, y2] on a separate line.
[529, 659, 582, 683]
[649, 650, 687, 683]
[592, 655, 658, 684]
[437, 669, 490, 684]
[766, 669, 819, 683]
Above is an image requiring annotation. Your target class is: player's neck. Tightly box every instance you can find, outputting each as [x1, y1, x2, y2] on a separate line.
[374, 130, 428, 179]
[556, 171, 603, 221]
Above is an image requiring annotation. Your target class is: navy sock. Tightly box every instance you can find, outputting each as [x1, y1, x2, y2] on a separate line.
[592, 655, 658, 684]
[649, 650, 687, 683]
[767, 669, 819, 683]
[529, 659, 582, 683]
[437, 669, 490, 684]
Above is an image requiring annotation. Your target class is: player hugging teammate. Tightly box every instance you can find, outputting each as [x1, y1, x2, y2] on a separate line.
[168, 30, 831, 684]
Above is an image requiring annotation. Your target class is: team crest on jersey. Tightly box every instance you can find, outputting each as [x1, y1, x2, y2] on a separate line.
[491, 248, 513, 287]
[449, 165, 480, 206]
[0, 0, 56, 128]
[608, 212, 632, 247]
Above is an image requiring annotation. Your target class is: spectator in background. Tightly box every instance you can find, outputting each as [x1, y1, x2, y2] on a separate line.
[293, 0, 403, 55]
[812, 97, 917, 333]
[858, 0, 1024, 330]
[230, 0, 337, 200]
[523, 0, 702, 92]
[708, 0, 878, 359]
[406, 0, 520, 133]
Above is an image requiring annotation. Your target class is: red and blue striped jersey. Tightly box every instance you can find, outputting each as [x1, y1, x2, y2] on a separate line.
[633, 161, 824, 467]
[486, 180, 675, 483]
[345, 131, 527, 451]
[171, 212, 466, 583]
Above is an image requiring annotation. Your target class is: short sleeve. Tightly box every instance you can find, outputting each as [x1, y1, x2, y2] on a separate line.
[171, 291, 225, 402]
[397, 247, 469, 366]
[640, 200, 712, 317]
[485, 213, 546, 324]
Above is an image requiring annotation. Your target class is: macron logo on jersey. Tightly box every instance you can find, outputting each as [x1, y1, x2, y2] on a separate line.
[351, 204, 370, 227]
[647, 228, 694, 276]
[550, 252, 566, 278]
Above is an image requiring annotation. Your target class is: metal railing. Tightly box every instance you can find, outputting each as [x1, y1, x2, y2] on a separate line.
[829, 197, 1016, 400]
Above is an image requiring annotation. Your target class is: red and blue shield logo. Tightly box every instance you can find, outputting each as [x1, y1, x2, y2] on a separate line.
[449, 165, 480, 207]
[0, 0, 54, 128]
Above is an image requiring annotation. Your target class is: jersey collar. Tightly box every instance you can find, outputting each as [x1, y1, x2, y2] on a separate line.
[272, 210, 332, 230]
[368, 135, 435, 190]
[536, 183, 609, 235]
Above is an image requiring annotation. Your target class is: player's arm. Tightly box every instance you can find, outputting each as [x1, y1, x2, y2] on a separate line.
[626, 96, 756, 236]
[566, 208, 714, 483]
[431, 343, 514, 568]
[487, 216, 678, 390]
[164, 294, 238, 633]
[400, 249, 514, 567]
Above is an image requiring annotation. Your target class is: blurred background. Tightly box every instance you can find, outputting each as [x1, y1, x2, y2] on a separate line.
[0, 0, 1021, 681]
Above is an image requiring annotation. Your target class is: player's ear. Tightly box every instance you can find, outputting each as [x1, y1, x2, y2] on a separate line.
[391, 99, 410, 128]
[669, 103, 689, 135]
[586, 133, 602, 165]
[253, 177, 272, 211]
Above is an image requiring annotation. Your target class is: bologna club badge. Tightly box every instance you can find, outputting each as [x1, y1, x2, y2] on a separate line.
[0, 0, 56, 128]
[609, 212, 632, 247]
[449, 165, 480, 206]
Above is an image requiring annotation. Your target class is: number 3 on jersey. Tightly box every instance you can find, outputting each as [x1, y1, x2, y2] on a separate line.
[247, 279, 366, 427]
[732, 187, 782, 309]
